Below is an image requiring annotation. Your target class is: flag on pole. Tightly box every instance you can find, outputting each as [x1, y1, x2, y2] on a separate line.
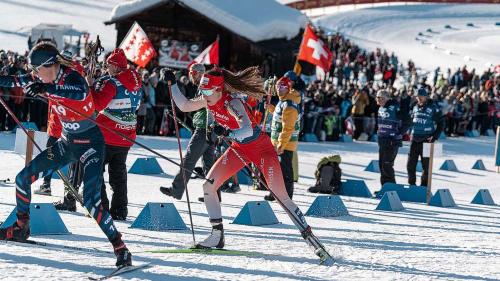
[119, 22, 156, 68]
[193, 37, 219, 65]
[297, 24, 333, 72]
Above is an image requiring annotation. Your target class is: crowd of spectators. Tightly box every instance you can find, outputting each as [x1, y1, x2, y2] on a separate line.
[1, 32, 499, 142]
[299, 32, 500, 141]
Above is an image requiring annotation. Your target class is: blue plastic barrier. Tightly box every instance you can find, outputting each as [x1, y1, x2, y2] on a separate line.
[465, 130, 480, 137]
[340, 135, 353, 142]
[429, 189, 456, 207]
[485, 129, 495, 137]
[339, 179, 373, 198]
[12, 122, 38, 132]
[439, 131, 446, 140]
[471, 189, 495, 206]
[416, 161, 423, 172]
[376, 191, 404, 211]
[1, 203, 70, 235]
[130, 203, 187, 230]
[440, 160, 459, 172]
[305, 195, 349, 217]
[472, 160, 486, 171]
[376, 183, 427, 203]
[237, 168, 252, 185]
[179, 128, 192, 139]
[303, 133, 319, 142]
[364, 160, 380, 173]
[129, 157, 164, 175]
[232, 201, 279, 226]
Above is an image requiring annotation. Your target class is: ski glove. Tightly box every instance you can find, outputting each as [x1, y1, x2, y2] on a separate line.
[24, 81, 47, 97]
[160, 68, 176, 85]
[213, 124, 230, 137]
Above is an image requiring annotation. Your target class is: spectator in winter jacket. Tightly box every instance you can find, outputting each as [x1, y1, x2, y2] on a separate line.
[407, 88, 443, 187]
[265, 77, 302, 200]
[351, 89, 369, 139]
[94, 48, 142, 220]
[375, 90, 408, 187]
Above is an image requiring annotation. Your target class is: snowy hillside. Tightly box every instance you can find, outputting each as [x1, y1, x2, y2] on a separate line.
[0, 0, 121, 53]
[315, 4, 500, 73]
[0, 132, 499, 280]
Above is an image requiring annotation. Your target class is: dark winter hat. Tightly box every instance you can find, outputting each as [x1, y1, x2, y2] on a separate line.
[28, 42, 59, 67]
[106, 48, 128, 69]
[417, 88, 428, 97]
[284, 70, 298, 82]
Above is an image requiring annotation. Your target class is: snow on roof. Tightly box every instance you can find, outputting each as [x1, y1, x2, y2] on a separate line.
[108, 0, 308, 42]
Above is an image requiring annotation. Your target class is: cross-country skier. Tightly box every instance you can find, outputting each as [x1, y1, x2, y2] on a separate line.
[160, 67, 332, 264]
[0, 42, 132, 267]
[160, 63, 217, 201]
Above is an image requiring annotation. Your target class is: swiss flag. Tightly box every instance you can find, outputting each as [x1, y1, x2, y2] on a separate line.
[297, 25, 333, 72]
[194, 38, 219, 65]
[119, 22, 156, 68]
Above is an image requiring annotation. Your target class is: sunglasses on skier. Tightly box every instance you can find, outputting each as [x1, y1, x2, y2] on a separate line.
[200, 88, 216, 96]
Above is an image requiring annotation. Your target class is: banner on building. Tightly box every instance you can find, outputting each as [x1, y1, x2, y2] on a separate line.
[158, 39, 202, 69]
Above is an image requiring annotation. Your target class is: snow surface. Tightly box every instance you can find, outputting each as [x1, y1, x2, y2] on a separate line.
[0, 0, 122, 54]
[0, 132, 499, 280]
[315, 4, 500, 73]
[108, 0, 308, 42]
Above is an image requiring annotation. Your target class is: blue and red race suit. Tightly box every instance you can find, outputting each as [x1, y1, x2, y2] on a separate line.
[0, 66, 121, 242]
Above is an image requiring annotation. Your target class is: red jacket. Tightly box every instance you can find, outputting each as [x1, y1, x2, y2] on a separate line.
[93, 69, 142, 147]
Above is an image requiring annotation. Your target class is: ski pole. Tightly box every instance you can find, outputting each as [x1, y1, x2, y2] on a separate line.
[168, 82, 196, 246]
[0, 178, 11, 183]
[40, 94, 214, 184]
[0, 97, 85, 206]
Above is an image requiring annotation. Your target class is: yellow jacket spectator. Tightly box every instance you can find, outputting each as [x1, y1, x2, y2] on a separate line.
[271, 79, 302, 154]
[265, 76, 302, 201]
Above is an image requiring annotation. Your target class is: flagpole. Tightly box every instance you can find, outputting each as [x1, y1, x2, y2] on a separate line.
[293, 23, 309, 76]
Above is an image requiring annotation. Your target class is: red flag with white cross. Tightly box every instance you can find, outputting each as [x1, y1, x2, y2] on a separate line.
[297, 24, 333, 72]
[119, 22, 156, 68]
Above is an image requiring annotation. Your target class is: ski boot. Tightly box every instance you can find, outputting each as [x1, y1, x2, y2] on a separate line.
[54, 198, 77, 212]
[112, 233, 132, 267]
[0, 213, 30, 241]
[34, 183, 52, 196]
[159, 186, 182, 200]
[195, 219, 225, 249]
[219, 183, 231, 193]
[190, 167, 205, 179]
[111, 208, 128, 221]
[301, 226, 335, 266]
[264, 193, 275, 201]
[223, 183, 241, 193]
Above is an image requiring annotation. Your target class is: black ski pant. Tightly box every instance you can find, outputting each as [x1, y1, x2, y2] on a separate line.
[378, 139, 400, 186]
[170, 127, 215, 199]
[100, 145, 130, 217]
[14, 126, 120, 241]
[279, 150, 295, 199]
[407, 141, 429, 187]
